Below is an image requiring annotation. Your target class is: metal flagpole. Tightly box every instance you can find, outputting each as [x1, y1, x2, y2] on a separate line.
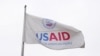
[21, 5, 27, 56]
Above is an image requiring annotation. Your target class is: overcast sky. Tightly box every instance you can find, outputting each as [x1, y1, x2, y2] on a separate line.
[0, 0, 100, 56]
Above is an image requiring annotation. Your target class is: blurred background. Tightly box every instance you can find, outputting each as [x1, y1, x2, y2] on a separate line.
[0, 0, 100, 56]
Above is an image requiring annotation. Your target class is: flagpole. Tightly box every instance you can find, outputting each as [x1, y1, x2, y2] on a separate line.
[21, 5, 27, 56]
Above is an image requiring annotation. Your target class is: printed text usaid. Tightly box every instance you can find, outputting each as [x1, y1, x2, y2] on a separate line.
[36, 32, 70, 41]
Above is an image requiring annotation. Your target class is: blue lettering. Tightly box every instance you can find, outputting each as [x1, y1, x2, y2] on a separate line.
[43, 33, 48, 41]
[36, 33, 42, 40]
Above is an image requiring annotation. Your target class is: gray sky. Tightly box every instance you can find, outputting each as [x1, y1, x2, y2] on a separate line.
[0, 0, 100, 56]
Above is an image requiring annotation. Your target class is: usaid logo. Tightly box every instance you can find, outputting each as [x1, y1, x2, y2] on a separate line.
[36, 32, 70, 41]
[36, 31, 72, 47]
[42, 19, 56, 29]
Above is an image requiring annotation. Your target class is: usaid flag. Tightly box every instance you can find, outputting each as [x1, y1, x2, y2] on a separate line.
[24, 13, 85, 50]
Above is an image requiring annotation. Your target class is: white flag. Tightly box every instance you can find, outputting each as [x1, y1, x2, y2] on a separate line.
[24, 13, 85, 50]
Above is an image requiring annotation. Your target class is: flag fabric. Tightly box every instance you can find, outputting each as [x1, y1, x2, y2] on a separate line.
[24, 13, 85, 50]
